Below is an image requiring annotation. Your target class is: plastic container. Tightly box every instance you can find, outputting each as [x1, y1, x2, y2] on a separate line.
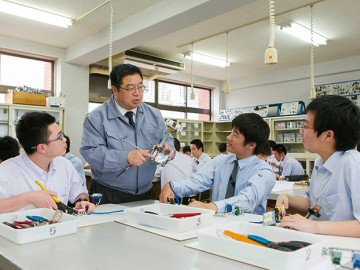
[0, 208, 79, 244]
[124, 203, 214, 232]
[197, 221, 327, 270]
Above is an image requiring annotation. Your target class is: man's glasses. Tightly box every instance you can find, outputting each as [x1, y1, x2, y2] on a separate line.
[119, 85, 146, 93]
[300, 125, 314, 130]
[31, 131, 65, 150]
[47, 131, 65, 143]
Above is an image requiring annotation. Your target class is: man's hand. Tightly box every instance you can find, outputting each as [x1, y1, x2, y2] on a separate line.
[278, 214, 318, 233]
[188, 199, 218, 211]
[28, 190, 58, 209]
[159, 183, 174, 203]
[128, 149, 153, 166]
[275, 194, 290, 209]
[75, 201, 96, 213]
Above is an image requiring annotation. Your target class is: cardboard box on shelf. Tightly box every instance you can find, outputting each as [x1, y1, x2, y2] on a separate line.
[5, 92, 46, 106]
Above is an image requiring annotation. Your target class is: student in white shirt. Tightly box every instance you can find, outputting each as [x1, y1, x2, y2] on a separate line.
[0, 112, 95, 214]
[190, 139, 211, 171]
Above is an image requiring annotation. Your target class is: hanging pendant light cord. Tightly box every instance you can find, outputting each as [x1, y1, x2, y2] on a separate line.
[310, 5, 316, 99]
[108, 0, 113, 89]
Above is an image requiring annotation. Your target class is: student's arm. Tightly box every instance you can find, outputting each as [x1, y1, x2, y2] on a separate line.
[0, 190, 58, 213]
[279, 214, 360, 237]
[275, 194, 310, 212]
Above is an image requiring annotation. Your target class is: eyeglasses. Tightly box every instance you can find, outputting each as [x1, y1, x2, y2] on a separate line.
[47, 131, 65, 143]
[31, 131, 65, 150]
[119, 85, 146, 93]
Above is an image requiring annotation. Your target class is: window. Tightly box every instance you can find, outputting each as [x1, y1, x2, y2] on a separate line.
[0, 52, 54, 94]
[88, 76, 212, 121]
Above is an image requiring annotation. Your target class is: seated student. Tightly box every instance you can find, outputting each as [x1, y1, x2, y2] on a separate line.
[159, 113, 276, 215]
[0, 136, 20, 163]
[190, 139, 211, 171]
[0, 112, 95, 214]
[218, 142, 228, 155]
[182, 145, 191, 156]
[160, 138, 196, 189]
[276, 95, 360, 237]
[272, 144, 304, 179]
[63, 135, 86, 183]
[266, 140, 279, 171]
[257, 142, 272, 161]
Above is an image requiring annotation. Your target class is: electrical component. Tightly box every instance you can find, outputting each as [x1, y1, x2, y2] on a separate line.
[265, 47, 278, 64]
[353, 253, 360, 269]
[331, 251, 342, 265]
[265, 0, 278, 64]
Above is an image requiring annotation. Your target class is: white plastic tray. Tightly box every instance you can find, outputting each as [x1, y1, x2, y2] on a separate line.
[0, 208, 79, 244]
[124, 203, 215, 232]
[196, 221, 327, 270]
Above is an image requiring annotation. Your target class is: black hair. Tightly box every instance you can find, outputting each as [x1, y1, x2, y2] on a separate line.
[173, 138, 180, 152]
[64, 135, 70, 154]
[182, 145, 191, 154]
[268, 140, 276, 149]
[110, 64, 143, 91]
[0, 136, 20, 162]
[273, 144, 287, 155]
[16, 112, 56, 154]
[190, 139, 204, 152]
[218, 143, 227, 153]
[259, 142, 272, 157]
[232, 113, 270, 155]
[306, 95, 360, 151]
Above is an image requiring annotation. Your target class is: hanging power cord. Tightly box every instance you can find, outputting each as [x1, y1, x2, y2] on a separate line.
[310, 5, 317, 99]
[224, 32, 231, 94]
[107, 0, 113, 89]
[189, 43, 196, 100]
[265, 0, 277, 64]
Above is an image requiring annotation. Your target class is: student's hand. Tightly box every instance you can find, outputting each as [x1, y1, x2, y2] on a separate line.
[162, 143, 175, 160]
[29, 190, 58, 209]
[188, 200, 218, 211]
[278, 214, 318, 233]
[275, 194, 290, 209]
[128, 149, 152, 166]
[75, 201, 96, 213]
[159, 183, 174, 203]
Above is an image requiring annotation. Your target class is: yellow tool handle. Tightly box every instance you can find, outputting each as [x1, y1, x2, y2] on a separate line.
[223, 230, 264, 247]
[35, 180, 60, 203]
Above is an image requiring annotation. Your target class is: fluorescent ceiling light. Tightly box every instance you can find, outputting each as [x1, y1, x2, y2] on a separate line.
[0, 0, 73, 28]
[280, 21, 327, 46]
[184, 52, 230, 68]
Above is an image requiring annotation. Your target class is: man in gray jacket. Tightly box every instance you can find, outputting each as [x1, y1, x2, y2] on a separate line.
[80, 64, 174, 204]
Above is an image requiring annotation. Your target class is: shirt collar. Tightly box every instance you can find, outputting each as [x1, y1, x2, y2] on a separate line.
[22, 153, 57, 175]
[112, 97, 137, 117]
[228, 154, 257, 170]
[314, 151, 343, 174]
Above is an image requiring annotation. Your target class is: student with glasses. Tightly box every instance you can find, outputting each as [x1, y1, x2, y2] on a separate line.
[80, 64, 174, 204]
[276, 95, 360, 237]
[0, 112, 95, 214]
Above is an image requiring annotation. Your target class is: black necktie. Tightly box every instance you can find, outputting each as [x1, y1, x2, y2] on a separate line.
[225, 159, 238, 199]
[125, 111, 135, 129]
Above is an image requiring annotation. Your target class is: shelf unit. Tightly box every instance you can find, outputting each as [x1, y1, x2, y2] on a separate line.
[165, 115, 318, 174]
[0, 103, 65, 139]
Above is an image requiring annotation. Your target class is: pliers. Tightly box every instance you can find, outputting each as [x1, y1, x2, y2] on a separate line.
[248, 235, 310, 252]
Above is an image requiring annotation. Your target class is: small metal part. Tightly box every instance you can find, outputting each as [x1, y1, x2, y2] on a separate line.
[49, 210, 63, 224]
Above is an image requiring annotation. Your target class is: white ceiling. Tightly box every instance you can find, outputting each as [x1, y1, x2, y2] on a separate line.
[1, 0, 359, 82]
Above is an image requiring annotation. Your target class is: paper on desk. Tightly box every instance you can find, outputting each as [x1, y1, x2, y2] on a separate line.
[77, 204, 127, 227]
[271, 181, 294, 192]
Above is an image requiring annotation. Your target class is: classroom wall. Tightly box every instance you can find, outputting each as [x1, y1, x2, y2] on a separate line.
[0, 36, 89, 162]
[220, 55, 360, 117]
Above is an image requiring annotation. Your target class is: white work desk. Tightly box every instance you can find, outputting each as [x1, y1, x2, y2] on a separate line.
[0, 201, 359, 270]
[268, 183, 309, 201]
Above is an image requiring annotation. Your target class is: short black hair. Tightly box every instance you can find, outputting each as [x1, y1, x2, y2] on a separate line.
[64, 135, 70, 154]
[218, 143, 227, 153]
[232, 113, 270, 155]
[190, 139, 204, 152]
[173, 138, 180, 152]
[306, 95, 360, 151]
[16, 112, 56, 154]
[182, 145, 191, 154]
[273, 144, 287, 155]
[259, 142, 272, 157]
[0, 136, 20, 162]
[268, 140, 276, 149]
[110, 64, 143, 90]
